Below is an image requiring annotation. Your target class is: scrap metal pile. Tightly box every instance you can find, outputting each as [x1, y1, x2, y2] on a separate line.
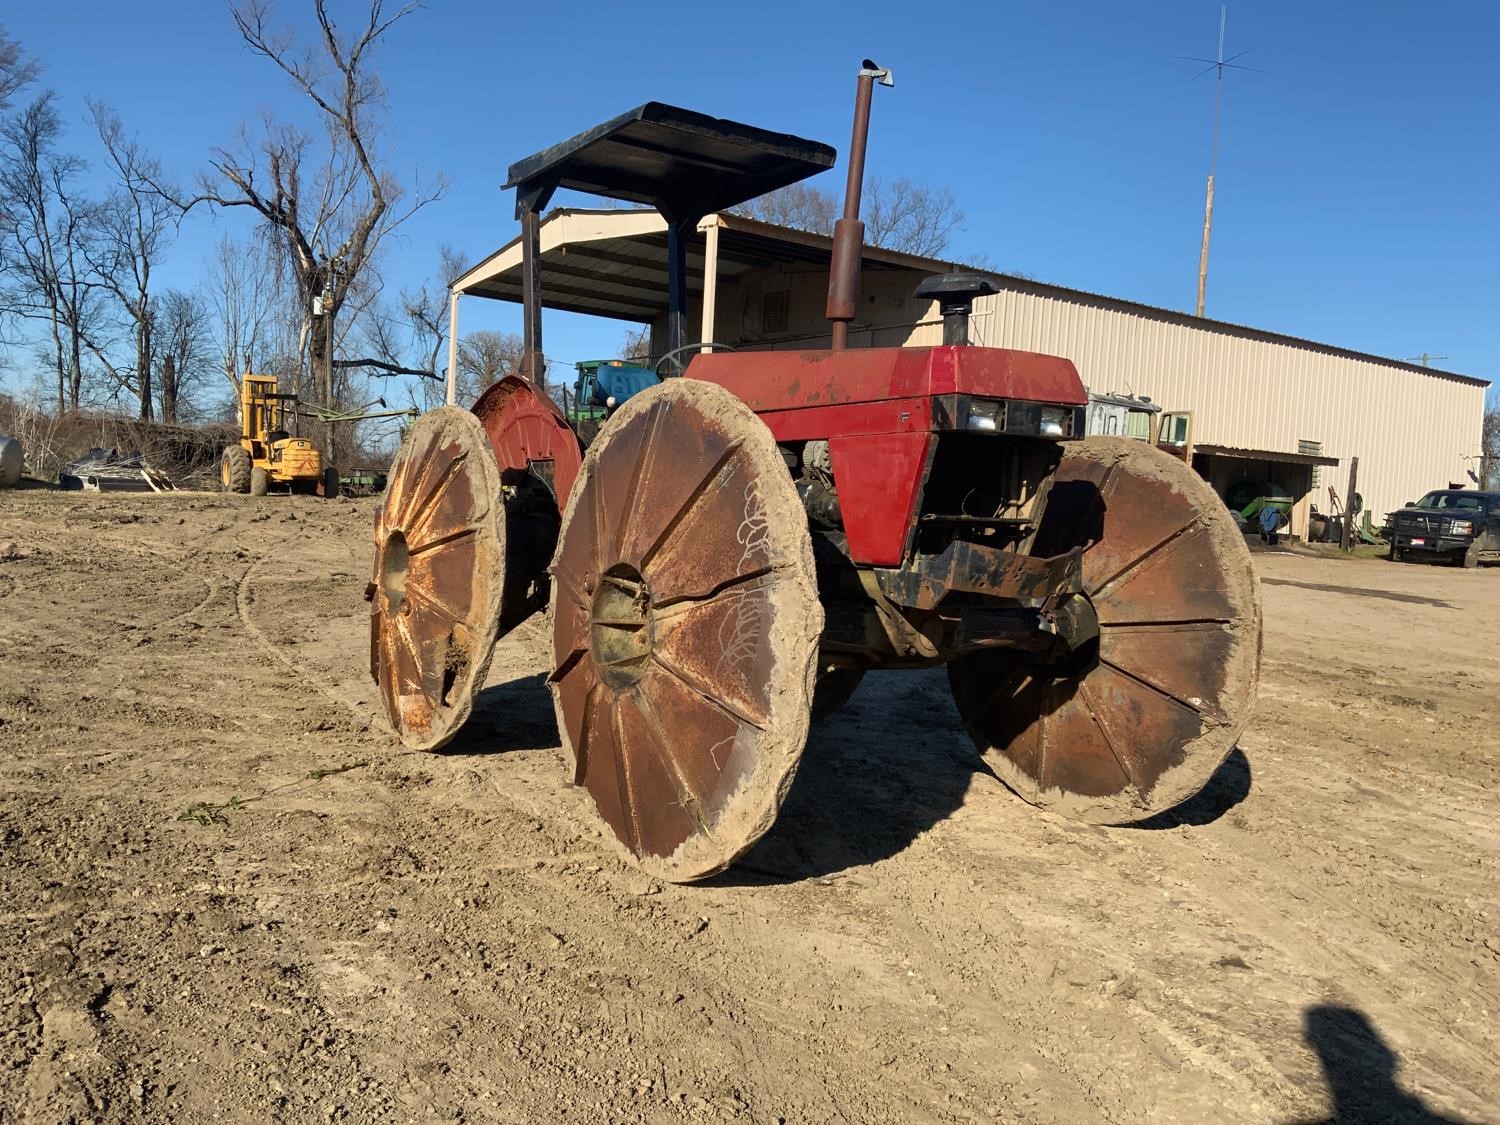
[59, 447, 176, 493]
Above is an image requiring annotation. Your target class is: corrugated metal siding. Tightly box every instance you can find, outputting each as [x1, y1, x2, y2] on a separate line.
[904, 289, 1486, 520]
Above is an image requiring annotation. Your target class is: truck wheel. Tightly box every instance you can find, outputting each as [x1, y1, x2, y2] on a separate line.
[1461, 544, 1479, 569]
[322, 466, 340, 499]
[1387, 546, 1402, 562]
[249, 467, 269, 497]
[220, 445, 251, 494]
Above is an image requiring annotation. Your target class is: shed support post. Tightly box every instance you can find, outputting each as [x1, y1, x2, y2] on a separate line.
[699, 214, 721, 351]
[446, 290, 461, 406]
[665, 218, 690, 371]
[520, 205, 545, 385]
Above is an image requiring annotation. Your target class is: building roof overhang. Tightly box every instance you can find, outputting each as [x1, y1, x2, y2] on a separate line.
[450, 209, 1490, 390]
[451, 208, 952, 323]
[1196, 444, 1342, 468]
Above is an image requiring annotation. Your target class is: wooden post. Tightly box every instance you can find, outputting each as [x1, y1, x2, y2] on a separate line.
[446, 290, 460, 406]
[1196, 174, 1215, 317]
[1342, 457, 1360, 552]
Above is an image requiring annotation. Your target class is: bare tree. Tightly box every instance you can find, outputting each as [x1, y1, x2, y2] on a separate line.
[454, 330, 523, 407]
[0, 23, 38, 111]
[392, 244, 464, 409]
[1482, 406, 1500, 491]
[154, 289, 213, 423]
[86, 102, 177, 420]
[0, 93, 106, 413]
[864, 177, 964, 258]
[617, 324, 651, 362]
[735, 176, 964, 257]
[205, 231, 283, 401]
[181, 0, 445, 465]
[736, 182, 837, 236]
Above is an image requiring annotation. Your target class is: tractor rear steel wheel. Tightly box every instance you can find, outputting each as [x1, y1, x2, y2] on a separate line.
[369, 407, 507, 751]
[549, 379, 821, 882]
[949, 437, 1261, 824]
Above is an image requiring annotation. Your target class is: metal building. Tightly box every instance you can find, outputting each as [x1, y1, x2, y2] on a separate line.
[449, 208, 1490, 537]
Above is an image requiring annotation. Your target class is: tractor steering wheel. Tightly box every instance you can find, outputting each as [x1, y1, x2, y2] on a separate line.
[654, 341, 738, 378]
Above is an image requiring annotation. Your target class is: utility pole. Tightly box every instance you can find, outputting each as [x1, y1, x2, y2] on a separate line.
[314, 256, 343, 466]
[1194, 8, 1225, 319]
[1183, 7, 1257, 317]
[1406, 353, 1449, 368]
[1341, 456, 1360, 552]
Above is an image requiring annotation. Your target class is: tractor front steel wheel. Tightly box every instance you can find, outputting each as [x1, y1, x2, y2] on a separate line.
[549, 379, 821, 882]
[949, 437, 1262, 824]
[369, 407, 507, 751]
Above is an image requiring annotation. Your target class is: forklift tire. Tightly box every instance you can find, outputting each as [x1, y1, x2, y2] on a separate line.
[249, 467, 269, 497]
[220, 445, 251, 494]
[321, 466, 340, 499]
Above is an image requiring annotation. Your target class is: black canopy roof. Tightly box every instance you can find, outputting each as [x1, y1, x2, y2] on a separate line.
[504, 102, 836, 223]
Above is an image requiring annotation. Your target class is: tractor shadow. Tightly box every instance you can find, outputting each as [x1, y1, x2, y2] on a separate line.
[724, 671, 1253, 884]
[439, 672, 560, 755]
[1118, 747, 1253, 830]
[725, 668, 980, 884]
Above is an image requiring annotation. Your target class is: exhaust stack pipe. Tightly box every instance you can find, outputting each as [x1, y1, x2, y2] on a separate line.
[826, 60, 893, 350]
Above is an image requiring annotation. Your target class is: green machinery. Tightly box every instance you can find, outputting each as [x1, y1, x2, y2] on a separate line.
[563, 359, 658, 442]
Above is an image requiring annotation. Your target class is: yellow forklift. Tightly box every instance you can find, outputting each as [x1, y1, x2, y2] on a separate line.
[220, 374, 339, 497]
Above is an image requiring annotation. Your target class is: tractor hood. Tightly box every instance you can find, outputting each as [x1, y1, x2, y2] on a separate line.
[688, 345, 1088, 415]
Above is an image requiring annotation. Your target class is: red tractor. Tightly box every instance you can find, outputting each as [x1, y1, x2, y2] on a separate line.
[367, 66, 1260, 882]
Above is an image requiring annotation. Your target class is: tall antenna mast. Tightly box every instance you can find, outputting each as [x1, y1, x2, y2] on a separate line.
[1181, 6, 1257, 317]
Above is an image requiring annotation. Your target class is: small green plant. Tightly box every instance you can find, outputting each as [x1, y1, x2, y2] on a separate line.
[177, 760, 369, 829]
[177, 797, 243, 828]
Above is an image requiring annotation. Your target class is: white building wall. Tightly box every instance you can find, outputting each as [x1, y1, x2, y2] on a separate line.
[905, 287, 1487, 521]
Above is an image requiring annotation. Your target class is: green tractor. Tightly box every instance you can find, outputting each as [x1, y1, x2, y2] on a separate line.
[563, 359, 658, 445]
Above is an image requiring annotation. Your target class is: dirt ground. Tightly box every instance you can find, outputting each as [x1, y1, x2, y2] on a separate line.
[0, 489, 1495, 1124]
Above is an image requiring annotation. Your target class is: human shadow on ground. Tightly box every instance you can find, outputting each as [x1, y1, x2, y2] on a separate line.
[1294, 1005, 1463, 1124]
[1120, 747, 1253, 830]
[719, 669, 983, 885]
[439, 672, 559, 755]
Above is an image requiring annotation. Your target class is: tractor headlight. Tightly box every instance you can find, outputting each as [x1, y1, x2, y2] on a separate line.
[1039, 406, 1068, 437]
[966, 400, 1002, 431]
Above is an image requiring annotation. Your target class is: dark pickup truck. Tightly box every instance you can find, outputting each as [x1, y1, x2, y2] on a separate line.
[1385, 490, 1500, 568]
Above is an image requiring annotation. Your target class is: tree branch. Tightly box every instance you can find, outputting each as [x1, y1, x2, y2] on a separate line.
[332, 356, 437, 380]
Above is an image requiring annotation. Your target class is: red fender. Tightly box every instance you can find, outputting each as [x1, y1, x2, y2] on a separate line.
[471, 376, 583, 508]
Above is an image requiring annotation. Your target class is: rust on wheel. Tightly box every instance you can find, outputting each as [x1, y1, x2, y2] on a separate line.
[369, 407, 506, 752]
[949, 437, 1261, 823]
[549, 379, 821, 882]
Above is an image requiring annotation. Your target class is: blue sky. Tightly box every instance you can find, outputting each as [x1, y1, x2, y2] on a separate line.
[4, 1, 1497, 406]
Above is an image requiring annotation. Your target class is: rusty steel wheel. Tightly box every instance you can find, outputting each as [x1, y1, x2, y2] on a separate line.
[369, 407, 506, 752]
[949, 437, 1262, 824]
[549, 379, 821, 882]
